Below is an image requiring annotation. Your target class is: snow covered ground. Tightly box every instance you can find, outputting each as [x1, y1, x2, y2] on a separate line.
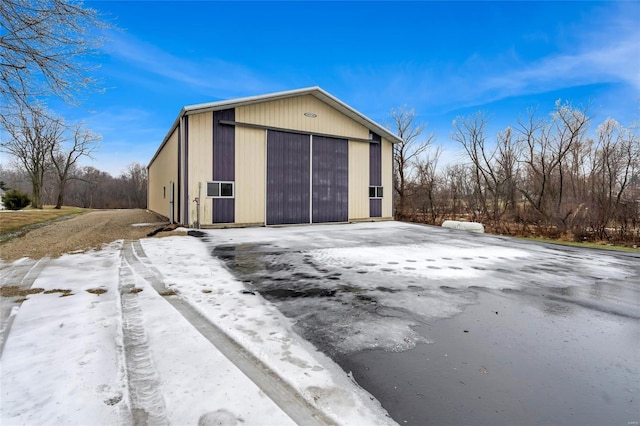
[2, 221, 638, 426]
[199, 221, 638, 355]
[1, 231, 394, 425]
[196, 221, 639, 425]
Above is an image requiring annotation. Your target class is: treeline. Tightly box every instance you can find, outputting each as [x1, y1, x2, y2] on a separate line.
[1, 162, 147, 209]
[395, 101, 640, 245]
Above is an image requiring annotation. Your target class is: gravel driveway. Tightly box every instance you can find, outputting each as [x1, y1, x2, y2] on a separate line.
[0, 209, 168, 261]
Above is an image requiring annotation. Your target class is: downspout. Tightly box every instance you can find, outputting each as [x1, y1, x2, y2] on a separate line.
[390, 138, 396, 219]
[177, 115, 183, 224]
[194, 182, 201, 229]
[179, 115, 186, 226]
[146, 165, 150, 213]
[169, 181, 175, 224]
[183, 115, 190, 227]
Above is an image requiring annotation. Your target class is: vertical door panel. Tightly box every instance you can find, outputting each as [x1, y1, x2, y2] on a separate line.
[267, 131, 310, 225]
[212, 109, 235, 223]
[312, 136, 348, 223]
[369, 138, 382, 217]
[370, 199, 382, 217]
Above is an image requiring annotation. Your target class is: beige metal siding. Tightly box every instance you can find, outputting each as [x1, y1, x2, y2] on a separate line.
[236, 95, 370, 140]
[381, 138, 393, 218]
[187, 112, 213, 225]
[152, 92, 396, 226]
[348, 141, 370, 219]
[148, 128, 178, 219]
[235, 127, 266, 224]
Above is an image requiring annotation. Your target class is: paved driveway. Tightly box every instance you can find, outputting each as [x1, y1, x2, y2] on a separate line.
[203, 221, 640, 425]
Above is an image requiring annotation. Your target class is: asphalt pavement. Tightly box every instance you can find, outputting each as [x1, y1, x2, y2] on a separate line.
[204, 221, 640, 426]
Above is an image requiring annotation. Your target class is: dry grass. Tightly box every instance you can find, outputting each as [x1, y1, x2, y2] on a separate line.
[0, 206, 88, 237]
[86, 288, 107, 295]
[129, 288, 143, 294]
[0, 286, 44, 297]
[159, 289, 177, 296]
[0, 209, 168, 261]
[43, 288, 73, 297]
[518, 236, 640, 253]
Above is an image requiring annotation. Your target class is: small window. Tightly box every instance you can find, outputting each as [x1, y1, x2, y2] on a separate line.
[207, 181, 235, 198]
[369, 186, 383, 199]
[220, 182, 233, 197]
[207, 182, 219, 197]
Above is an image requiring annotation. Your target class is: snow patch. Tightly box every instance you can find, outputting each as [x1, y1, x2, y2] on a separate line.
[141, 236, 396, 426]
[1, 249, 125, 426]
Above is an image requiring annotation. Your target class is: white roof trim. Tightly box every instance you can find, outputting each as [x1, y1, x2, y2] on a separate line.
[149, 87, 402, 167]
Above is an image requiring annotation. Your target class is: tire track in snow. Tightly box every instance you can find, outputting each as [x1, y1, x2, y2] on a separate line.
[122, 240, 335, 426]
[118, 250, 169, 425]
[0, 257, 50, 357]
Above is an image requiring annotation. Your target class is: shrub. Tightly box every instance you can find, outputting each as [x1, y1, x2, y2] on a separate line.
[2, 189, 31, 210]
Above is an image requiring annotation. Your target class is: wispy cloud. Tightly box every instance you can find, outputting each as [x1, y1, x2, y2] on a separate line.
[338, 6, 640, 117]
[104, 32, 279, 99]
[480, 30, 639, 104]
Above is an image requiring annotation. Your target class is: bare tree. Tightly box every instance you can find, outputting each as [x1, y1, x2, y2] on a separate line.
[388, 105, 434, 220]
[0, 164, 28, 193]
[50, 122, 101, 209]
[0, 0, 109, 111]
[587, 118, 639, 238]
[68, 165, 110, 208]
[495, 126, 521, 221]
[413, 146, 442, 223]
[120, 162, 147, 208]
[452, 112, 521, 228]
[516, 101, 590, 232]
[1, 104, 63, 208]
[442, 164, 474, 220]
[452, 112, 494, 221]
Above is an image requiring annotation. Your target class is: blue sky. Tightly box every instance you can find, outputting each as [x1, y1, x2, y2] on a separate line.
[46, 1, 640, 175]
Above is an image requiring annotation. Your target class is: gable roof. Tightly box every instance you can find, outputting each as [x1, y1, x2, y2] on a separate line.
[184, 87, 402, 144]
[150, 87, 402, 167]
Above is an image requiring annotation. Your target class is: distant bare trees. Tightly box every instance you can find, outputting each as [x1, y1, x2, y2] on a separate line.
[50, 123, 101, 208]
[0, 162, 149, 209]
[1, 105, 63, 208]
[411, 147, 442, 223]
[120, 163, 148, 209]
[515, 101, 591, 233]
[451, 113, 523, 231]
[395, 100, 639, 245]
[587, 118, 639, 239]
[1, 105, 100, 209]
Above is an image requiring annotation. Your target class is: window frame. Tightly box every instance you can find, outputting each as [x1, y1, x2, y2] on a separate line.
[369, 186, 383, 199]
[206, 181, 235, 199]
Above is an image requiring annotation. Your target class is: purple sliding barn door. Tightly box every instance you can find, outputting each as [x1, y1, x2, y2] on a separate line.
[212, 108, 235, 223]
[370, 133, 382, 217]
[312, 136, 348, 223]
[266, 130, 310, 225]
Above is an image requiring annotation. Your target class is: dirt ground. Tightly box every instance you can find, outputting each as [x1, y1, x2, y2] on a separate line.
[0, 209, 169, 262]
